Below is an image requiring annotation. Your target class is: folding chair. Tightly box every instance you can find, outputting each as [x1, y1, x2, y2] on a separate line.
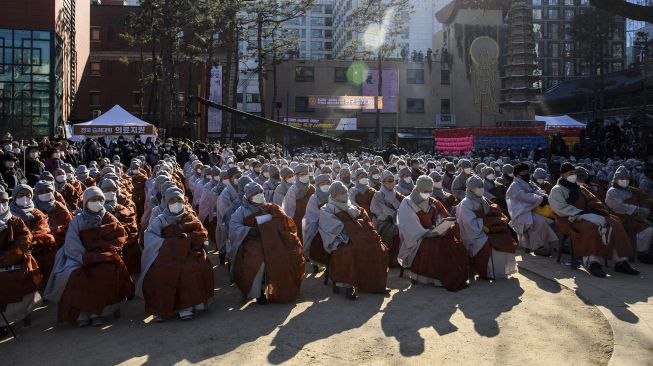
[1, 312, 16, 339]
[556, 233, 578, 269]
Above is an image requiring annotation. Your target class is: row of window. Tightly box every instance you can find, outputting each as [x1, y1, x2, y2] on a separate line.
[534, 22, 625, 42]
[295, 66, 450, 84]
[533, 0, 590, 7]
[294, 96, 451, 114]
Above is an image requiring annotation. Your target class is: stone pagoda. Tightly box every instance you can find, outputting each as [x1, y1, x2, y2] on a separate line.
[500, 0, 540, 122]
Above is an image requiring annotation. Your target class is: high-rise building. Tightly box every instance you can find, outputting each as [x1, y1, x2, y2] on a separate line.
[626, 0, 653, 66]
[285, 0, 335, 60]
[332, 0, 445, 59]
[532, 0, 626, 90]
[0, 0, 90, 137]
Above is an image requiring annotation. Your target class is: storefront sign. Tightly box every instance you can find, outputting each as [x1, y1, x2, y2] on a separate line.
[284, 117, 357, 130]
[308, 95, 382, 110]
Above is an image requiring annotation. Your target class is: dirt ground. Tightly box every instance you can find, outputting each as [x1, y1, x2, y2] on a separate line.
[1, 255, 612, 366]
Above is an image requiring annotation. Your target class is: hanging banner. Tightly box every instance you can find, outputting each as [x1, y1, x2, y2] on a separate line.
[284, 117, 357, 130]
[308, 95, 381, 110]
[207, 65, 223, 133]
[362, 69, 398, 113]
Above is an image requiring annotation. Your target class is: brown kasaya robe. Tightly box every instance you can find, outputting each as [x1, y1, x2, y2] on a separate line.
[411, 200, 468, 291]
[613, 187, 653, 238]
[131, 170, 148, 220]
[293, 186, 315, 241]
[46, 201, 73, 248]
[435, 191, 458, 214]
[354, 187, 376, 218]
[328, 209, 389, 293]
[111, 203, 142, 275]
[83, 176, 96, 188]
[556, 187, 633, 259]
[472, 203, 517, 280]
[142, 215, 213, 318]
[57, 214, 133, 324]
[25, 209, 57, 284]
[234, 203, 304, 302]
[0, 217, 42, 312]
[60, 183, 81, 210]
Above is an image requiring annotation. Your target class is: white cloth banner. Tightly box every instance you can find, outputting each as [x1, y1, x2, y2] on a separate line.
[208, 65, 223, 133]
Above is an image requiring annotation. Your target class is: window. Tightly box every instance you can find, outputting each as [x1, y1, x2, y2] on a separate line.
[295, 96, 315, 112]
[325, 17, 333, 26]
[612, 62, 623, 72]
[295, 66, 314, 81]
[548, 8, 559, 19]
[533, 9, 542, 20]
[325, 42, 333, 51]
[310, 41, 323, 51]
[548, 23, 559, 39]
[90, 61, 101, 76]
[236, 93, 243, 103]
[325, 29, 332, 38]
[91, 27, 101, 41]
[549, 43, 559, 57]
[89, 91, 100, 107]
[133, 91, 142, 107]
[441, 99, 450, 114]
[311, 5, 322, 14]
[549, 61, 560, 76]
[311, 29, 322, 38]
[325, 4, 333, 14]
[612, 43, 624, 58]
[406, 98, 424, 113]
[407, 69, 424, 84]
[441, 69, 450, 85]
[334, 67, 347, 82]
[311, 17, 324, 26]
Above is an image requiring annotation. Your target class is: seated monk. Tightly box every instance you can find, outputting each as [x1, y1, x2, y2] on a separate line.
[10, 184, 57, 284]
[53, 168, 80, 211]
[429, 171, 458, 215]
[550, 163, 639, 278]
[76, 165, 95, 188]
[63, 163, 85, 200]
[40, 171, 67, 207]
[101, 179, 141, 276]
[457, 176, 517, 280]
[44, 187, 133, 327]
[197, 167, 221, 250]
[302, 174, 333, 270]
[532, 168, 553, 195]
[397, 176, 468, 290]
[281, 163, 314, 241]
[128, 159, 149, 221]
[136, 187, 213, 322]
[0, 186, 42, 332]
[318, 181, 389, 300]
[33, 180, 73, 249]
[371, 170, 404, 268]
[230, 182, 304, 304]
[348, 168, 377, 218]
[605, 166, 653, 264]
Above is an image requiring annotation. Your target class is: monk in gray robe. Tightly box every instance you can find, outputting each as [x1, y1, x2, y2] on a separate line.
[371, 170, 404, 267]
[451, 159, 474, 201]
[273, 167, 295, 205]
[302, 174, 332, 269]
[282, 164, 314, 240]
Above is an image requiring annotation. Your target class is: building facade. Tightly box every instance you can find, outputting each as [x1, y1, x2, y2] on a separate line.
[0, 0, 90, 137]
[532, 0, 627, 90]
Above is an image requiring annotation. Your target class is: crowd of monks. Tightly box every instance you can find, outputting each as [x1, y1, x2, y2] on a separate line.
[1, 139, 652, 334]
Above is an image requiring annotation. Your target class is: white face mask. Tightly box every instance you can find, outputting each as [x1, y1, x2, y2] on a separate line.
[213, 176, 221, 182]
[132, 169, 140, 175]
[474, 188, 485, 197]
[12, 148, 20, 154]
[222, 179, 230, 185]
[286, 177, 296, 184]
[87, 200, 104, 213]
[536, 178, 545, 184]
[0, 202, 8, 214]
[4, 144, 12, 151]
[319, 184, 330, 193]
[254, 167, 261, 173]
[55, 175, 66, 183]
[29, 152, 38, 159]
[371, 174, 380, 180]
[168, 202, 184, 214]
[403, 177, 412, 184]
[298, 175, 310, 184]
[4, 161, 14, 169]
[263, 172, 270, 178]
[53, 153, 60, 159]
[486, 174, 495, 181]
[434, 181, 443, 189]
[245, 165, 250, 171]
[617, 179, 630, 188]
[359, 178, 369, 185]
[508, 173, 514, 178]
[464, 168, 472, 175]
[38, 192, 54, 202]
[566, 174, 578, 184]
[16, 196, 31, 207]
[104, 192, 117, 201]
[419, 192, 430, 200]
[66, 173, 74, 181]
[250, 193, 265, 204]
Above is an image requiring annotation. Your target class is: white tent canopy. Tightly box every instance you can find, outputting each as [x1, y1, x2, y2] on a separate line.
[535, 114, 586, 129]
[69, 105, 157, 142]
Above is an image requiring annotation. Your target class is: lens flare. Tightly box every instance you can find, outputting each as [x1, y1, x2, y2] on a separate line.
[346, 61, 369, 85]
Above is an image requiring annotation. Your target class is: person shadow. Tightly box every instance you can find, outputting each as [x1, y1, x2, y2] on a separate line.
[267, 281, 385, 364]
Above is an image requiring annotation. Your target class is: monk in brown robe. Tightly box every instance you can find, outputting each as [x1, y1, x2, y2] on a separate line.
[319, 181, 389, 300]
[76, 165, 94, 188]
[398, 176, 468, 290]
[230, 182, 304, 304]
[53, 168, 81, 211]
[128, 159, 149, 221]
[348, 168, 377, 218]
[0, 187, 42, 330]
[44, 187, 133, 327]
[101, 179, 141, 276]
[33, 180, 73, 249]
[137, 187, 213, 321]
[371, 170, 405, 268]
[10, 184, 57, 284]
[550, 163, 639, 277]
[281, 163, 314, 241]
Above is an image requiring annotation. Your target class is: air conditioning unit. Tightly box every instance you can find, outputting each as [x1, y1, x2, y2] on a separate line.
[92, 109, 102, 118]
